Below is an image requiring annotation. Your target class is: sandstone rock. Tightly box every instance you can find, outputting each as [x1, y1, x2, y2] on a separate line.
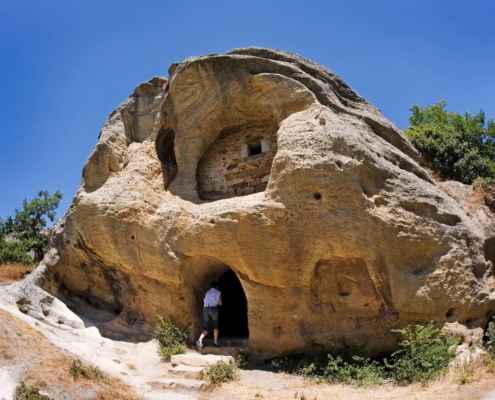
[29, 47, 495, 359]
[152, 378, 204, 391]
[167, 365, 203, 379]
[171, 353, 234, 368]
[442, 321, 484, 345]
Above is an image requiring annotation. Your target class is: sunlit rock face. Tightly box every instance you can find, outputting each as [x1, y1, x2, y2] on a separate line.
[42, 47, 495, 359]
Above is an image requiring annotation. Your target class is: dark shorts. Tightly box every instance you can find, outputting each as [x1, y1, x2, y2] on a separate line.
[203, 306, 219, 332]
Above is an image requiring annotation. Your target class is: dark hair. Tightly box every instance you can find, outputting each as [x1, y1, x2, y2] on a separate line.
[210, 281, 219, 288]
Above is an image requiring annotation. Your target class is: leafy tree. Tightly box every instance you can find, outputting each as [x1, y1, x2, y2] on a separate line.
[405, 100, 495, 185]
[0, 190, 62, 263]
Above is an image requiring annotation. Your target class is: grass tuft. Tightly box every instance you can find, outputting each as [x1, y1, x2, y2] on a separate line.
[69, 359, 107, 382]
[14, 381, 51, 400]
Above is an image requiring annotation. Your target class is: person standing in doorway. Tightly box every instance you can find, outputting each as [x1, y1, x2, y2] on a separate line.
[196, 282, 222, 349]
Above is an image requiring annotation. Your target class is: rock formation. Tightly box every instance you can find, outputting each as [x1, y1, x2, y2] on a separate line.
[29, 47, 495, 359]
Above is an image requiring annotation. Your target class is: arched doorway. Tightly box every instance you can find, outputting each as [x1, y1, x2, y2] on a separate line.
[218, 269, 249, 338]
[181, 257, 249, 342]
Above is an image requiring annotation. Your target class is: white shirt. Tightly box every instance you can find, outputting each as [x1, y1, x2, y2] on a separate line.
[204, 288, 221, 307]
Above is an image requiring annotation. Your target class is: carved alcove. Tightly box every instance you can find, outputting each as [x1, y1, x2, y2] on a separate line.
[196, 123, 278, 201]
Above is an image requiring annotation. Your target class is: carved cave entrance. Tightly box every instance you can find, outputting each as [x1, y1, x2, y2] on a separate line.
[187, 260, 249, 341]
[217, 269, 249, 338]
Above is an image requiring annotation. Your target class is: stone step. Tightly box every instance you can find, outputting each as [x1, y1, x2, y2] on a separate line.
[152, 377, 204, 391]
[171, 352, 234, 367]
[144, 392, 198, 400]
[168, 365, 204, 379]
[199, 345, 248, 357]
[202, 337, 248, 347]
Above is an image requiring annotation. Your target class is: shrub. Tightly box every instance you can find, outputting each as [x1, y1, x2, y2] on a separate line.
[484, 317, 495, 354]
[274, 323, 461, 386]
[199, 360, 237, 387]
[473, 177, 495, 191]
[0, 241, 33, 265]
[14, 381, 51, 400]
[304, 338, 384, 387]
[154, 314, 187, 362]
[387, 321, 457, 385]
[272, 338, 384, 387]
[69, 359, 106, 381]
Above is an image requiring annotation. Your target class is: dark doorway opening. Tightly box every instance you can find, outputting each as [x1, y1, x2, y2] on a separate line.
[218, 269, 249, 338]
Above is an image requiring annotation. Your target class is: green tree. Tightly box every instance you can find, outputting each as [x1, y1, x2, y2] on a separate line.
[405, 100, 495, 185]
[0, 190, 62, 263]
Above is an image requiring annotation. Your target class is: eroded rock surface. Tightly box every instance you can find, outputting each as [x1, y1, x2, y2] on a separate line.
[33, 47, 495, 359]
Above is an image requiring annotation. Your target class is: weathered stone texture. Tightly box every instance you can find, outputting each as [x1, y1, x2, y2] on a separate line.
[36, 47, 495, 360]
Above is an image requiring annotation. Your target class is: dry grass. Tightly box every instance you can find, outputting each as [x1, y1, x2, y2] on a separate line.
[0, 262, 35, 283]
[0, 309, 142, 400]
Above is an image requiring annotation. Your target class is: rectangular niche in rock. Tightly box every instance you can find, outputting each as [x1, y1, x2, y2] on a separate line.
[197, 125, 277, 200]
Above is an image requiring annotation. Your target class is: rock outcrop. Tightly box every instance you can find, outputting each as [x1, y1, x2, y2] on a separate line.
[32, 48, 495, 359]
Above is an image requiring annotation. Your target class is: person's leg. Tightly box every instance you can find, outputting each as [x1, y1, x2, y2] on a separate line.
[197, 308, 211, 348]
[211, 307, 219, 346]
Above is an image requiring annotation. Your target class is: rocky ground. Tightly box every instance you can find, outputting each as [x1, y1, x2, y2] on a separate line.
[2, 277, 495, 400]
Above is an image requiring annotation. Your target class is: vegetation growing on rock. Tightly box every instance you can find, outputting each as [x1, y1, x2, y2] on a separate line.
[199, 359, 239, 388]
[154, 315, 187, 362]
[273, 322, 457, 387]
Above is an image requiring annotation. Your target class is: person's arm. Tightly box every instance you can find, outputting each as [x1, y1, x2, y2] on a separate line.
[218, 294, 223, 306]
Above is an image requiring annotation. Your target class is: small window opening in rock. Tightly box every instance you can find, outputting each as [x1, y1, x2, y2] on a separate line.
[131, 235, 135, 240]
[446, 308, 455, 318]
[247, 140, 262, 156]
[314, 193, 322, 200]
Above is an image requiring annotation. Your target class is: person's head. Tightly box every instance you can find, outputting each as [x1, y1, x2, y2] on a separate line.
[210, 281, 219, 289]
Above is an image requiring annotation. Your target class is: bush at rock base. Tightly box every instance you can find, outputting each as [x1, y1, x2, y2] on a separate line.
[386, 321, 457, 385]
[272, 322, 457, 386]
[154, 314, 187, 362]
[199, 359, 239, 388]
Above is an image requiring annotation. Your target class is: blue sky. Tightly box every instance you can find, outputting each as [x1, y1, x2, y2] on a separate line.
[1, 0, 494, 221]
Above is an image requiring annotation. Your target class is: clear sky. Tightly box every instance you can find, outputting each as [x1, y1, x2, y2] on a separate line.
[1, 0, 494, 221]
